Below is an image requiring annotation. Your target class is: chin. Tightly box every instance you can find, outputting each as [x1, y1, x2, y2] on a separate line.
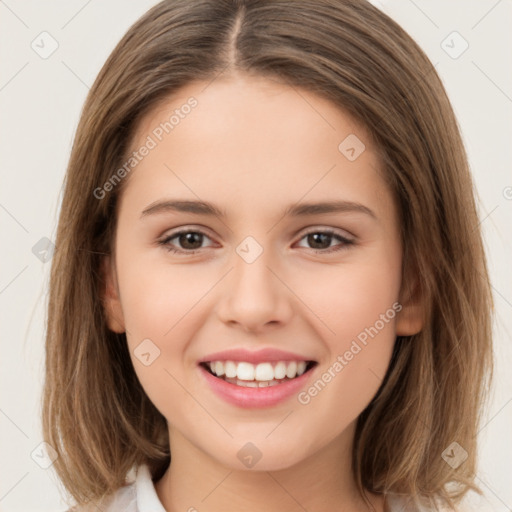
[206, 439, 311, 473]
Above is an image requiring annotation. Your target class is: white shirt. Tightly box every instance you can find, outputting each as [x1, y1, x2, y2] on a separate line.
[93, 464, 431, 512]
[93, 464, 165, 512]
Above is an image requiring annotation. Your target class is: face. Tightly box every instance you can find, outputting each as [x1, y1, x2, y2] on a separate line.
[103, 74, 422, 471]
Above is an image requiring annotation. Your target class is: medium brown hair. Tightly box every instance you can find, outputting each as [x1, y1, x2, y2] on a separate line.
[43, 0, 493, 510]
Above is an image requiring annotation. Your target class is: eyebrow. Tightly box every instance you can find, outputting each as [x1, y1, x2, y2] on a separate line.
[140, 199, 376, 220]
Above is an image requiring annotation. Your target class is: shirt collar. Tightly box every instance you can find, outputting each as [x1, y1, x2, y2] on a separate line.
[135, 464, 167, 512]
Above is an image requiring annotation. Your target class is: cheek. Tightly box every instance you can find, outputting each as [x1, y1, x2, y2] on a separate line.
[294, 252, 401, 412]
[334, 267, 400, 342]
[297, 250, 402, 344]
[114, 248, 210, 408]
[116, 246, 211, 342]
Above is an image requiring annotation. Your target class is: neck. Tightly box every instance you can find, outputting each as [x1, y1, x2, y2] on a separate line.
[154, 423, 386, 512]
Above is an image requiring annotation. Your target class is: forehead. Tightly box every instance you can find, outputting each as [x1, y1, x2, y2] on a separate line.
[119, 74, 393, 224]
[133, 73, 373, 160]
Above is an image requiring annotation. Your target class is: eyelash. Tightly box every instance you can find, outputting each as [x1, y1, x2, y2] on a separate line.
[158, 228, 355, 255]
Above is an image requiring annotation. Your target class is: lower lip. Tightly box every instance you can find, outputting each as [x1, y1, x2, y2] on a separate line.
[198, 364, 315, 408]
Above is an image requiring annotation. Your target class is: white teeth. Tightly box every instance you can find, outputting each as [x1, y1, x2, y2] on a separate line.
[206, 360, 311, 382]
[236, 362, 255, 380]
[285, 361, 297, 379]
[214, 361, 224, 377]
[255, 362, 274, 381]
[274, 361, 287, 379]
[297, 361, 307, 376]
[223, 378, 285, 388]
[224, 360, 237, 378]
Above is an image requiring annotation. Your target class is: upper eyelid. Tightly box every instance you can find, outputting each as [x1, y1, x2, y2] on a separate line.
[160, 226, 217, 244]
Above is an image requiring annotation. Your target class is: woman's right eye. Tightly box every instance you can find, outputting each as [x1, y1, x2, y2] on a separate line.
[158, 229, 214, 254]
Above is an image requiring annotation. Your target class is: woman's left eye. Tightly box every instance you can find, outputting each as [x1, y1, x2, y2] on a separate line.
[158, 229, 354, 254]
[295, 230, 354, 253]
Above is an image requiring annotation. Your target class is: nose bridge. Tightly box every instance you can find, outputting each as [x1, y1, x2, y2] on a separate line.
[216, 234, 292, 330]
[232, 234, 279, 299]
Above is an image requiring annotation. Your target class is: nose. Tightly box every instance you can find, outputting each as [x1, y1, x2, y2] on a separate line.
[215, 246, 293, 333]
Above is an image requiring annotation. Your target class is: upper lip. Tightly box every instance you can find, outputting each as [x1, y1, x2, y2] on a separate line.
[198, 348, 315, 365]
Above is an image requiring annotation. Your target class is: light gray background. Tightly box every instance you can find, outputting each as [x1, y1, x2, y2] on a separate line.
[0, 1, 511, 511]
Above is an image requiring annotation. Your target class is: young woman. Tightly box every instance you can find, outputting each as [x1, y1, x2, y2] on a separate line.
[42, 1, 493, 511]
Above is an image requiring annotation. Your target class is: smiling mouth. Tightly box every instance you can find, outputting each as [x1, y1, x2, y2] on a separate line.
[200, 360, 318, 388]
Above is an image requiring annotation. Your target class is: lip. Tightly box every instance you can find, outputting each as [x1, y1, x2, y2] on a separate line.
[198, 362, 316, 409]
[198, 347, 314, 364]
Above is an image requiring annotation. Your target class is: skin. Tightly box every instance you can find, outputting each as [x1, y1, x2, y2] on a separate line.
[103, 73, 423, 512]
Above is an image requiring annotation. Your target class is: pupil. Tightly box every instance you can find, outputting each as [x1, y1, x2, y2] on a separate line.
[308, 233, 331, 249]
[180, 232, 202, 249]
